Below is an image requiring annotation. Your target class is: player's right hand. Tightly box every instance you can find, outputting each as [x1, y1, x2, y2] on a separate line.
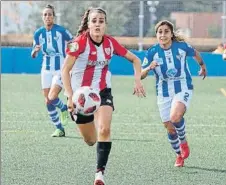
[133, 79, 146, 97]
[67, 97, 74, 113]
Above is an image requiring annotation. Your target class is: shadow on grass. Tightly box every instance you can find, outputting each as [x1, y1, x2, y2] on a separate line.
[113, 138, 153, 142]
[64, 136, 82, 139]
[64, 136, 153, 143]
[185, 166, 226, 173]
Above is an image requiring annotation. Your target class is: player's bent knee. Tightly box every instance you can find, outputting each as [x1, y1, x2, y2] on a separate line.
[170, 114, 183, 123]
[98, 126, 110, 137]
[164, 122, 176, 134]
[48, 93, 58, 101]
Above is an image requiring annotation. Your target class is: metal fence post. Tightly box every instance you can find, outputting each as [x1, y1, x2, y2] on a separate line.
[222, 1, 226, 43]
[138, 1, 144, 51]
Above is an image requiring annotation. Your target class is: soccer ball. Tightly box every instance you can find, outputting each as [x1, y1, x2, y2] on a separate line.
[72, 86, 101, 116]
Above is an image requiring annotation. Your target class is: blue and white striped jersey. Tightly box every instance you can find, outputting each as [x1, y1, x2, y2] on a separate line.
[33, 24, 73, 71]
[142, 41, 196, 97]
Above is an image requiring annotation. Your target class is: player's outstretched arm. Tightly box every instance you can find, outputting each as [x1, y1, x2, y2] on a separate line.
[124, 51, 142, 80]
[193, 50, 207, 79]
[31, 45, 41, 58]
[124, 51, 146, 97]
[141, 66, 151, 80]
[62, 55, 77, 112]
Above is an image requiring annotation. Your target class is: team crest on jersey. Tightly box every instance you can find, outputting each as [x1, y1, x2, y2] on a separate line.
[54, 36, 59, 41]
[142, 57, 149, 67]
[166, 68, 178, 77]
[68, 42, 79, 52]
[104, 48, 111, 55]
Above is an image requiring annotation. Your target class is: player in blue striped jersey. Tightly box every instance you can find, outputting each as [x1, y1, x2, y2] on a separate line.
[31, 4, 73, 137]
[141, 20, 207, 167]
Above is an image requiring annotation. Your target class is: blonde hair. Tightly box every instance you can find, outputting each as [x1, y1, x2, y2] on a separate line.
[155, 20, 185, 42]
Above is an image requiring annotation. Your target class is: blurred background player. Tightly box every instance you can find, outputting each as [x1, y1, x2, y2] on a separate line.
[223, 43, 226, 60]
[141, 20, 207, 167]
[212, 43, 225, 54]
[31, 4, 73, 137]
[62, 7, 145, 185]
[213, 43, 226, 60]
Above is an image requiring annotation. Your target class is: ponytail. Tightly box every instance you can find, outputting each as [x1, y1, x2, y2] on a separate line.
[172, 31, 186, 42]
[76, 8, 92, 37]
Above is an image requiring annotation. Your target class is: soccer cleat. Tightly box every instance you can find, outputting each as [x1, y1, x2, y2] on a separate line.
[60, 110, 69, 126]
[51, 128, 65, 137]
[180, 142, 190, 159]
[174, 154, 184, 167]
[94, 171, 105, 185]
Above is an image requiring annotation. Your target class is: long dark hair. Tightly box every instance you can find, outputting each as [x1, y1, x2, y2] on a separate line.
[155, 20, 185, 42]
[76, 7, 107, 37]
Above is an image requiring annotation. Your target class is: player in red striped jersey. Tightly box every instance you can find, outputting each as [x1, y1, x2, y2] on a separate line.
[62, 7, 145, 185]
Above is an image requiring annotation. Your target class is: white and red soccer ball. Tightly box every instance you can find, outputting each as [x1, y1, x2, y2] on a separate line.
[72, 86, 101, 116]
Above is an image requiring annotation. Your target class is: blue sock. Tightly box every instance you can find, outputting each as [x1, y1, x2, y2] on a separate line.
[173, 118, 186, 143]
[50, 98, 67, 112]
[167, 132, 181, 155]
[56, 123, 64, 130]
[46, 103, 64, 130]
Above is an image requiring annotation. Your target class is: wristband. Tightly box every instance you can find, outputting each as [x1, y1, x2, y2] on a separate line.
[199, 61, 204, 66]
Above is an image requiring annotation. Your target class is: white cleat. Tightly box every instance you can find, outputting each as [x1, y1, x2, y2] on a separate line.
[94, 171, 105, 185]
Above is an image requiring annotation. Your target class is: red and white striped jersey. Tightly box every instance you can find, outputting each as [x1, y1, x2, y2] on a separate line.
[66, 32, 127, 92]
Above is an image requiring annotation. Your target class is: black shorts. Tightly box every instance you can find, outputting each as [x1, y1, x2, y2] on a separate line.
[70, 88, 114, 124]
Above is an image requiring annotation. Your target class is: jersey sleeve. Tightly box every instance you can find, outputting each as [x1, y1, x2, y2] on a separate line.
[66, 35, 86, 57]
[142, 47, 154, 68]
[109, 37, 127, 57]
[63, 28, 73, 41]
[184, 42, 196, 57]
[32, 30, 40, 48]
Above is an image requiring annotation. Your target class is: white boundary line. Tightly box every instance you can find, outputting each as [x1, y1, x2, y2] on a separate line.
[1, 130, 225, 137]
[220, 88, 226, 97]
[1, 120, 226, 128]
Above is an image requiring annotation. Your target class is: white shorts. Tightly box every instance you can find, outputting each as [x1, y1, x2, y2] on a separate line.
[157, 90, 193, 122]
[41, 69, 63, 89]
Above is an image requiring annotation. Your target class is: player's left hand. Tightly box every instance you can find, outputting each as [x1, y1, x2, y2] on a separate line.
[199, 65, 207, 80]
[133, 80, 146, 97]
[149, 61, 159, 70]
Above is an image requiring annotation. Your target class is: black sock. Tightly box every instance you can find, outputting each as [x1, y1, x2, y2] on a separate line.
[96, 142, 112, 173]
